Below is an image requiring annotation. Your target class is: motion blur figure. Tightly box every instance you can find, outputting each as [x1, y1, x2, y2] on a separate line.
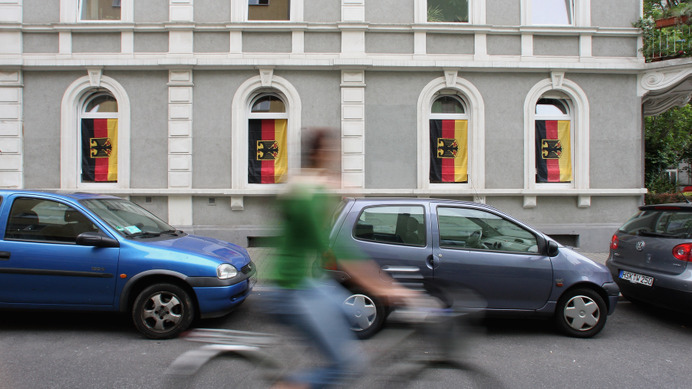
[262, 128, 416, 389]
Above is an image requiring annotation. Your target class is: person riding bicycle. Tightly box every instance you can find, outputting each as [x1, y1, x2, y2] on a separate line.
[262, 128, 417, 389]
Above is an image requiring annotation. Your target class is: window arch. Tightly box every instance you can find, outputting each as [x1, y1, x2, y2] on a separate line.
[80, 91, 119, 183]
[534, 94, 573, 184]
[61, 73, 130, 189]
[524, 74, 589, 191]
[429, 94, 469, 183]
[247, 93, 289, 184]
[417, 72, 485, 192]
[231, 71, 301, 190]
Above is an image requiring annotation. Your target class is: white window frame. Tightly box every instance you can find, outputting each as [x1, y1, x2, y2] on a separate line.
[231, 70, 301, 191]
[521, 0, 590, 27]
[61, 72, 131, 189]
[417, 70, 485, 191]
[232, 0, 304, 22]
[415, 0, 485, 24]
[524, 72, 589, 191]
[60, 0, 133, 23]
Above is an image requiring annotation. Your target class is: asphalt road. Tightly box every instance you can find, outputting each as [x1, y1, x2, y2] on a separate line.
[1, 281, 692, 388]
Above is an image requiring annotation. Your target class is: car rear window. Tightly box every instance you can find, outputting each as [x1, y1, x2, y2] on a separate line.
[619, 209, 692, 238]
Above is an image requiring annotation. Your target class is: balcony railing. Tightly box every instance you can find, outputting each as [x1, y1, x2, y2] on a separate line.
[643, 19, 692, 62]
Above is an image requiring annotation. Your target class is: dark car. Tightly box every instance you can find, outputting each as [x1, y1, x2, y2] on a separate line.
[606, 203, 692, 311]
[0, 190, 256, 339]
[322, 198, 619, 339]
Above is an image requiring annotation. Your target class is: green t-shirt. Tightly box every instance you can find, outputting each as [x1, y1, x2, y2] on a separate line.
[266, 183, 333, 289]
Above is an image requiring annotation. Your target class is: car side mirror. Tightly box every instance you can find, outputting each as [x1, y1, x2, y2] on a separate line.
[76, 232, 120, 248]
[547, 240, 559, 257]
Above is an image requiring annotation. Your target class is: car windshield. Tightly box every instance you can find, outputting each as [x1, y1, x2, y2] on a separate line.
[81, 198, 176, 238]
[619, 209, 692, 239]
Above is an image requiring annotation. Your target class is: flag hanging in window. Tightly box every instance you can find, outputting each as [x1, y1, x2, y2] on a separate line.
[248, 119, 287, 184]
[429, 119, 468, 183]
[535, 120, 572, 183]
[81, 118, 118, 182]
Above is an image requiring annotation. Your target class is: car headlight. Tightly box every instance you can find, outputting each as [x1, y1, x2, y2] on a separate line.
[217, 263, 238, 280]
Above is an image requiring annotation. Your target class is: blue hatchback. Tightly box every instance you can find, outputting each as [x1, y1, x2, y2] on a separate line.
[0, 190, 255, 339]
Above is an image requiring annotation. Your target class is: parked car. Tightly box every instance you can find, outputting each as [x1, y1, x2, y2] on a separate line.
[320, 198, 619, 338]
[606, 203, 692, 312]
[0, 190, 256, 339]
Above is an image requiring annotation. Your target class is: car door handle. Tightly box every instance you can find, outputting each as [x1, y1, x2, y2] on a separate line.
[0, 251, 10, 260]
[426, 255, 437, 269]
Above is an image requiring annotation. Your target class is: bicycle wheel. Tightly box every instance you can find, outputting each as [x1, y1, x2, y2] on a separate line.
[162, 344, 284, 389]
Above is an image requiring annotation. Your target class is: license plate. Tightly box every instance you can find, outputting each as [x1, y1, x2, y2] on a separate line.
[619, 270, 654, 287]
[248, 275, 257, 289]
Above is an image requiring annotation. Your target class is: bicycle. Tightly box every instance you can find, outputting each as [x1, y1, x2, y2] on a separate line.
[163, 288, 505, 388]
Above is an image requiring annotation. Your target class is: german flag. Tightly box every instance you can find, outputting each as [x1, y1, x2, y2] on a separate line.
[81, 118, 118, 182]
[535, 120, 572, 183]
[248, 119, 287, 184]
[430, 119, 468, 183]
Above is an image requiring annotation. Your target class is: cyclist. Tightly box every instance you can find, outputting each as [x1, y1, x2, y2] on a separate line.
[262, 128, 417, 389]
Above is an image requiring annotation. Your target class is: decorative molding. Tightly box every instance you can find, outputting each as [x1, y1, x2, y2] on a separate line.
[417, 70, 486, 191]
[231, 73, 302, 191]
[0, 70, 22, 189]
[60, 73, 131, 189]
[259, 68, 274, 87]
[87, 68, 102, 87]
[523, 75, 590, 193]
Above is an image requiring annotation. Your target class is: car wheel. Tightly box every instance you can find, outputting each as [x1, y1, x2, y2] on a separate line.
[132, 283, 195, 339]
[343, 289, 385, 339]
[555, 288, 607, 338]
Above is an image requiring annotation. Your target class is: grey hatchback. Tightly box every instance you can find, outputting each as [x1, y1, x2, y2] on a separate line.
[323, 198, 619, 338]
[606, 203, 692, 311]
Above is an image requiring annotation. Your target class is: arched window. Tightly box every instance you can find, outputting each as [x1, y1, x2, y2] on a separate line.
[417, 72, 485, 193]
[80, 91, 119, 183]
[429, 94, 469, 183]
[247, 93, 288, 184]
[534, 95, 572, 184]
[524, 74, 589, 193]
[61, 73, 130, 190]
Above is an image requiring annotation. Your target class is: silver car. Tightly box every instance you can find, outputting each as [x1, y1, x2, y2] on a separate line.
[322, 198, 619, 339]
[606, 203, 692, 311]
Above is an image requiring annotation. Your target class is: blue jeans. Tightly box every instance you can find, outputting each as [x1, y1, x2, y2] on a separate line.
[261, 279, 365, 388]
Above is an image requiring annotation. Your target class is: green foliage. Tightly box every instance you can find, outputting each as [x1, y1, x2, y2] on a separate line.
[637, 0, 692, 62]
[645, 104, 692, 195]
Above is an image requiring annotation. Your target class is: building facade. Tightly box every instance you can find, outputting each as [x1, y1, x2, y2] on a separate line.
[1, 0, 683, 251]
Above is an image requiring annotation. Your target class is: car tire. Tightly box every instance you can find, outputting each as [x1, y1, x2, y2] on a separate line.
[132, 283, 195, 339]
[555, 288, 607, 338]
[343, 289, 385, 339]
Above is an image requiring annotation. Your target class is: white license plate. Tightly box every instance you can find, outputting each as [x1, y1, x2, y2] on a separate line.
[619, 270, 654, 287]
[248, 276, 257, 289]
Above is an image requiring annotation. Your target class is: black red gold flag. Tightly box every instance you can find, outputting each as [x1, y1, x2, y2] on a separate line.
[535, 120, 572, 183]
[429, 119, 468, 183]
[248, 119, 287, 184]
[81, 118, 118, 182]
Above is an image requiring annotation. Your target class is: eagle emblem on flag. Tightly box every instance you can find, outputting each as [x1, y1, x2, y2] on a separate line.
[541, 139, 562, 159]
[436, 138, 459, 159]
[89, 137, 113, 158]
[257, 140, 279, 160]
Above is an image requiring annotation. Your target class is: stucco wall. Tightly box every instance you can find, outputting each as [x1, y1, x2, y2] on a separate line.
[106, 71, 170, 189]
[365, 0, 414, 24]
[22, 72, 84, 188]
[135, 0, 169, 23]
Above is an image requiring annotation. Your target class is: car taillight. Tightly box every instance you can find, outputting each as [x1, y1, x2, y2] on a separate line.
[672, 243, 692, 262]
[610, 234, 619, 250]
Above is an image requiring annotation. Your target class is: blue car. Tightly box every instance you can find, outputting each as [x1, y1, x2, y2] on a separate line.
[0, 190, 255, 339]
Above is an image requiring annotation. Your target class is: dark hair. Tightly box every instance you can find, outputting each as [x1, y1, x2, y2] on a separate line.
[302, 128, 338, 169]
